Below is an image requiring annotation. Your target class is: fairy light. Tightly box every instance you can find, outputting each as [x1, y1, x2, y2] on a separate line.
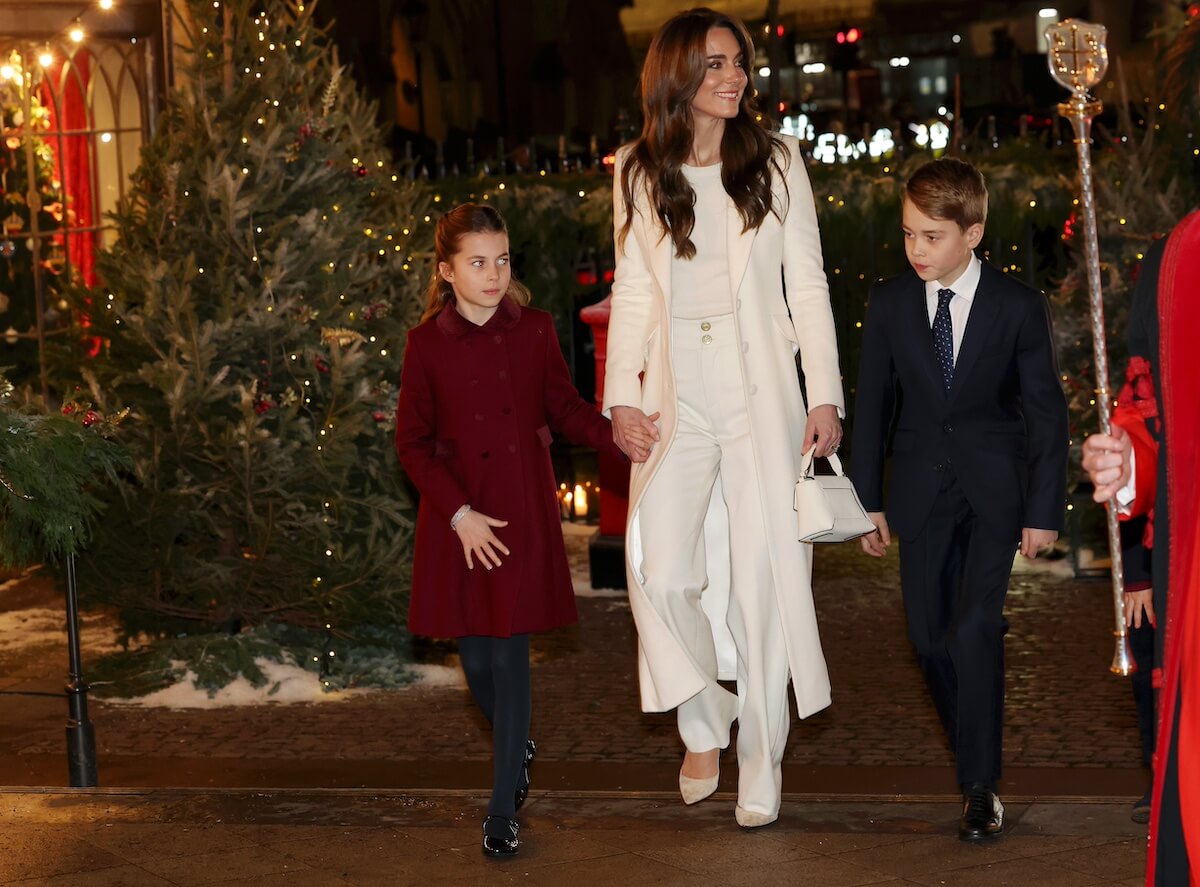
[69, 25, 85, 43]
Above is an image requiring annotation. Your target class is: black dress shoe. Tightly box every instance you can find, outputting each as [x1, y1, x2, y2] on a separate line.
[1131, 787, 1152, 824]
[482, 815, 520, 857]
[959, 784, 1004, 841]
[514, 739, 536, 811]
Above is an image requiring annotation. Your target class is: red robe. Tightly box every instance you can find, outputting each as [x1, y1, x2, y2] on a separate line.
[396, 298, 620, 638]
[1122, 211, 1200, 885]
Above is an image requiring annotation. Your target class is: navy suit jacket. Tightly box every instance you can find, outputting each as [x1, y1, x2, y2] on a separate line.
[850, 261, 1069, 542]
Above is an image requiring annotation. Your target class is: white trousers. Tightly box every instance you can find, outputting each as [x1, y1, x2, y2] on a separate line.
[638, 314, 791, 817]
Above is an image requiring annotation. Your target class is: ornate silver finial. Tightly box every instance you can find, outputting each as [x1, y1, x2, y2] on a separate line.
[1046, 19, 1109, 98]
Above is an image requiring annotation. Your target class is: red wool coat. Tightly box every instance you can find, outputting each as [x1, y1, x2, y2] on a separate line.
[396, 297, 620, 638]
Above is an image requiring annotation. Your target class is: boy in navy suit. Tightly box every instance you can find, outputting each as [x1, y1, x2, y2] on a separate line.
[851, 158, 1068, 841]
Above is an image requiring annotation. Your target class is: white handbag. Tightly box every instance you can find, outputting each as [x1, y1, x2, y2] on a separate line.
[794, 449, 876, 543]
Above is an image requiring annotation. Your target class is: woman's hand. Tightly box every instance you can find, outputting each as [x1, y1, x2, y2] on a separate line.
[803, 404, 842, 459]
[611, 405, 661, 463]
[453, 510, 510, 570]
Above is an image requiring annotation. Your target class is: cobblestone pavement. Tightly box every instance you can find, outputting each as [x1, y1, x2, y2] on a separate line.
[0, 531, 1144, 794]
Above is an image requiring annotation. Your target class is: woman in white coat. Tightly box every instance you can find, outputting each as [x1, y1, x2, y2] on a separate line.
[604, 8, 844, 828]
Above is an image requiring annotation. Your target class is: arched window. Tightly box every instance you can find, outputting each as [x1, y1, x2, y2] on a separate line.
[0, 2, 160, 396]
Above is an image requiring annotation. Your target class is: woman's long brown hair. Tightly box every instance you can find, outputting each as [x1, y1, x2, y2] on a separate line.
[420, 203, 532, 322]
[619, 7, 786, 259]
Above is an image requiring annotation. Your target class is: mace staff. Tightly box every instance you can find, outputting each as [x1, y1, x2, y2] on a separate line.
[1046, 19, 1134, 676]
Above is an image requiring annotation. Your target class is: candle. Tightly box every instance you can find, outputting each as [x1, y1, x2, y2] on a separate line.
[573, 483, 587, 518]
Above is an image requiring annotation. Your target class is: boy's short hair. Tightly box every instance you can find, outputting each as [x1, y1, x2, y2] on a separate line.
[904, 158, 988, 229]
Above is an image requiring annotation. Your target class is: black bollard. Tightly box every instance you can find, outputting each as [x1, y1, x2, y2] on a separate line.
[64, 552, 97, 787]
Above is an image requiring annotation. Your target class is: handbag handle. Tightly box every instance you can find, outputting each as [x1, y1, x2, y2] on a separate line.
[799, 448, 846, 479]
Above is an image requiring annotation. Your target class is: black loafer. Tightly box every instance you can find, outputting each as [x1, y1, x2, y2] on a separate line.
[959, 783, 1004, 841]
[482, 815, 520, 857]
[514, 740, 536, 811]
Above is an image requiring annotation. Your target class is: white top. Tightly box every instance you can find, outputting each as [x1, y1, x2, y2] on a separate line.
[923, 254, 981, 363]
[671, 163, 733, 320]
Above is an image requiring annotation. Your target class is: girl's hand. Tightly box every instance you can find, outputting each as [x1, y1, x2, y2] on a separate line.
[803, 404, 842, 459]
[611, 405, 661, 463]
[454, 510, 510, 570]
[1125, 588, 1156, 629]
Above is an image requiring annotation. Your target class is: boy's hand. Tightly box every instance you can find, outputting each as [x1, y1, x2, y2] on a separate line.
[1124, 589, 1156, 629]
[860, 512, 891, 557]
[1081, 426, 1132, 502]
[454, 510, 510, 570]
[1020, 528, 1057, 559]
[611, 405, 661, 463]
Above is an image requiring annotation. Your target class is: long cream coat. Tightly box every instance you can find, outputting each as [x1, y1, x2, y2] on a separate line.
[603, 134, 845, 720]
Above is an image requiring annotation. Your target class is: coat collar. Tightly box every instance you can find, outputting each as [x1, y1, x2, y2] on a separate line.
[435, 295, 521, 338]
[726, 197, 756, 302]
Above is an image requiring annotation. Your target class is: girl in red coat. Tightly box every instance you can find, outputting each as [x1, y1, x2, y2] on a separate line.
[395, 203, 620, 857]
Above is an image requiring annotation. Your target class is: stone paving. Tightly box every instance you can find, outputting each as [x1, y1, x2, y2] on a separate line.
[0, 788, 1148, 886]
[0, 531, 1145, 797]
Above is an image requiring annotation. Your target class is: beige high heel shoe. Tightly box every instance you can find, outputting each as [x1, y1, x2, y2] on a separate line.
[734, 805, 778, 828]
[678, 750, 720, 805]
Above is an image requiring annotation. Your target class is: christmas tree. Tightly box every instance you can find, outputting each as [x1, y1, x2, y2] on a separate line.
[0, 86, 72, 392]
[57, 0, 427, 673]
[0, 374, 127, 568]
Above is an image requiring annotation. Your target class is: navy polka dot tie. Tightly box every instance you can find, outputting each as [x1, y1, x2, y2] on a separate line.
[933, 288, 955, 391]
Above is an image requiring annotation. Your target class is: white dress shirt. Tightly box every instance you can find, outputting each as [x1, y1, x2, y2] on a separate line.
[924, 255, 981, 364]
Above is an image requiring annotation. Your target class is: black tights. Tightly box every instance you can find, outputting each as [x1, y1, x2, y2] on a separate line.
[458, 634, 531, 818]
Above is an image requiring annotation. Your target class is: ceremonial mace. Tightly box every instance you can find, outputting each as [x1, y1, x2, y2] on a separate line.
[1046, 20, 1134, 676]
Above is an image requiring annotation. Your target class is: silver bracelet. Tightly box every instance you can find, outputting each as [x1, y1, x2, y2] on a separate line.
[450, 504, 471, 530]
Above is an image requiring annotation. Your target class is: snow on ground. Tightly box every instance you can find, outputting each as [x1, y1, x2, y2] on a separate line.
[103, 659, 372, 708]
[1009, 548, 1081, 579]
[0, 606, 127, 655]
[406, 661, 468, 689]
[572, 581, 627, 599]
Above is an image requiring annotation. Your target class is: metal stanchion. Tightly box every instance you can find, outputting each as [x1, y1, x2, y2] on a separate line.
[64, 552, 98, 786]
